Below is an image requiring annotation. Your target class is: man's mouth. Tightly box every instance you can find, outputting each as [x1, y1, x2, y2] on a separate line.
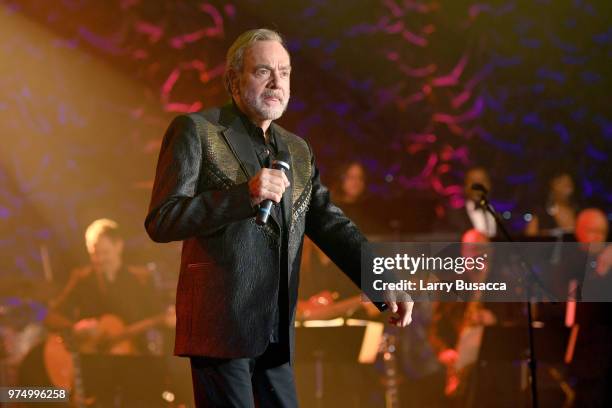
[263, 96, 281, 103]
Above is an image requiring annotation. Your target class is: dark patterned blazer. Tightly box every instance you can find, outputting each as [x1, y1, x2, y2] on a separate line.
[145, 103, 366, 360]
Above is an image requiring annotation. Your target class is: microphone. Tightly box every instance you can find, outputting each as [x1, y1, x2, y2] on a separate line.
[256, 151, 290, 225]
[471, 183, 489, 207]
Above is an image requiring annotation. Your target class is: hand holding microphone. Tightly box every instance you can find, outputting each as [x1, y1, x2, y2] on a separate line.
[248, 151, 291, 225]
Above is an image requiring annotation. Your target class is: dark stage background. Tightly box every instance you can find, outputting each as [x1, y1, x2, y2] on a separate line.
[0, 0, 610, 282]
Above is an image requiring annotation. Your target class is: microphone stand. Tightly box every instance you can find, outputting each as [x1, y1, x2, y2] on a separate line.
[477, 193, 540, 408]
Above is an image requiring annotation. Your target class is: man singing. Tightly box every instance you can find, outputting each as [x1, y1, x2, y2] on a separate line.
[145, 28, 413, 407]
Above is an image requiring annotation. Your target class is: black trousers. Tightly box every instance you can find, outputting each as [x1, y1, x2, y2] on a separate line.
[190, 344, 298, 408]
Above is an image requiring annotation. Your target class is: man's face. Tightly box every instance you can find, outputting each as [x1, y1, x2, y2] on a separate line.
[233, 40, 291, 122]
[464, 168, 491, 202]
[550, 173, 574, 201]
[89, 235, 123, 273]
[461, 229, 491, 282]
[576, 210, 609, 244]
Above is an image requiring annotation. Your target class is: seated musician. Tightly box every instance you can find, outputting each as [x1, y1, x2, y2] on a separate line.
[429, 230, 498, 398]
[569, 208, 612, 406]
[45, 218, 168, 354]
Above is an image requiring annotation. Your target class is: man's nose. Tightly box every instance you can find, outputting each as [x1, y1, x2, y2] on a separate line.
[267, 70, 281, 88]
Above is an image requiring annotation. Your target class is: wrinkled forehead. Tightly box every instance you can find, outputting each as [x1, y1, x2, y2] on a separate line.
[244, 40, 291, 68]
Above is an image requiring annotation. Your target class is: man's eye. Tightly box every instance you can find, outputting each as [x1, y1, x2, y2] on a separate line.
[280, 71, 290, 78]
[257, 69, 269, 76]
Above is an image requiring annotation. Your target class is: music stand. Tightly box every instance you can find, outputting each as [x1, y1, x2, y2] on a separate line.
[295, 321, 383, 407]
[79, 354, 169, 407]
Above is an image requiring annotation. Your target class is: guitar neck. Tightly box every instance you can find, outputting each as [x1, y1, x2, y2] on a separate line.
[111, 315, 164, 343]
[303, 295, 363, 321]
[324, 296, 363, 316]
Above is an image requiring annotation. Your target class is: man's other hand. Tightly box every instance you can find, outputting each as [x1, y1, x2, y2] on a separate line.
[386, 300, 414, 327]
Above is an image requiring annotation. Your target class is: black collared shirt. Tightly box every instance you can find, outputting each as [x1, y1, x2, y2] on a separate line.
[234, 103, 286, 344]
[235, 104, 284, 229]
[241, 115, 278, 168]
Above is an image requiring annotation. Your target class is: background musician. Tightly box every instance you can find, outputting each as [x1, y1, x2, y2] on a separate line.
[45, 218, 166, 355]
[435, 167, 497, 239]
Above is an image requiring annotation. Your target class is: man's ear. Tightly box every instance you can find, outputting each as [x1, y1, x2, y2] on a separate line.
[228, 70, 240, 96]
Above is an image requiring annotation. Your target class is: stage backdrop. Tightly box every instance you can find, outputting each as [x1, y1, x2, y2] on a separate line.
[0, 0, 610, 281]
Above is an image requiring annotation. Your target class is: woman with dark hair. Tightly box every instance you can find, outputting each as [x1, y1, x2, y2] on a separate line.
[331, 161, 367, 203]
[525, 171, 579, 236]
[328, 161, 383, 235]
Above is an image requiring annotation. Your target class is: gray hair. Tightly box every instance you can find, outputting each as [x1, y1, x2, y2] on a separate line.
[223, 28, 288, 94]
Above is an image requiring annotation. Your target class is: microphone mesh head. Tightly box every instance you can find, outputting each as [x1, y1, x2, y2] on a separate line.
[273, 151, 291, 171]
[276, 150, 290, 163]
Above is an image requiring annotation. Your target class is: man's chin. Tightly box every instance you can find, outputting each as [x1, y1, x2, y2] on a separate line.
[256, 107, 285, 121]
